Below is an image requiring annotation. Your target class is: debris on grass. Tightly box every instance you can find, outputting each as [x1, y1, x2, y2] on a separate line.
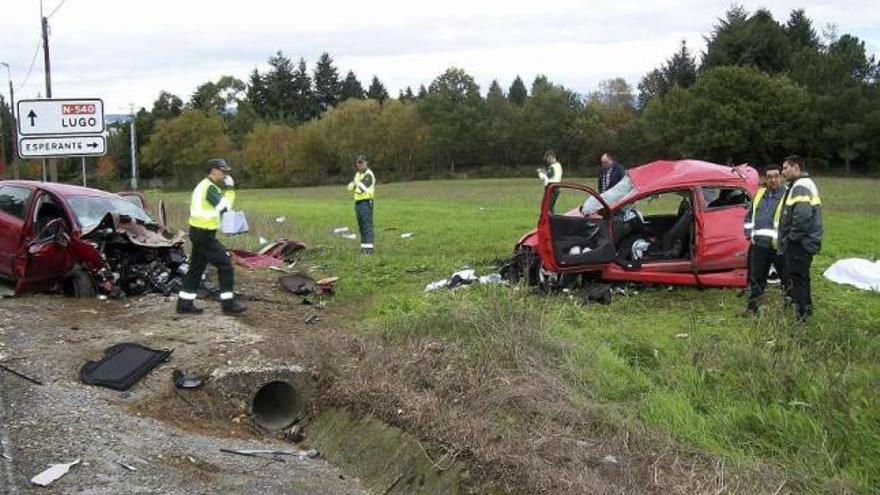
[31, 459, 80, 487]
[400, 232, 415, 239]
[333, 227, 350, 234]
[275, 216, 286, 223]
[341, 233, 357, 240]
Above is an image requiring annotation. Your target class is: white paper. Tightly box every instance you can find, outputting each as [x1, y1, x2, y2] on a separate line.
[31, 459, 80, 487]
[220, 211, 249, 235]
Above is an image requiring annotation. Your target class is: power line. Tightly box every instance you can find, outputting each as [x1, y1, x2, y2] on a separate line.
[46, 0, 68, 19]
[17, 37, 43, 92]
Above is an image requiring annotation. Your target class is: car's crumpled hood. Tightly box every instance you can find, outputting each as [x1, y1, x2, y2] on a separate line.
[82, 212, 185, 247]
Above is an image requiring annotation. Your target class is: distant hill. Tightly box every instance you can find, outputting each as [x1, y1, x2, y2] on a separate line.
[105, 114, 132, 126]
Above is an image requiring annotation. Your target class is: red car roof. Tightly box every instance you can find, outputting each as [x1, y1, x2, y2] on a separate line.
[0, 180, 121, 199]
[628, 160, 756, 192]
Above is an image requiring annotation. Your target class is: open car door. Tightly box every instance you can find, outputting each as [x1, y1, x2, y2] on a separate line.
[536, 183, 616, 273]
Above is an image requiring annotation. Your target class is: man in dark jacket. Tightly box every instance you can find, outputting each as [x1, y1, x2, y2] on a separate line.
[778, 155, 823, 322]
[743, 164, 786, 315]
[598, 153, 625, 193]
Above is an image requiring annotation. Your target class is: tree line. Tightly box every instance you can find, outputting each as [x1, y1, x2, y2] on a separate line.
[1, 6, 877, 187]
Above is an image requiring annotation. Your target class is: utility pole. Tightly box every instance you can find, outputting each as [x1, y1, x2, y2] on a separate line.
[2, 63, 17, 179]
[129, 106, 138, 190]
[41, 3, 58, 182]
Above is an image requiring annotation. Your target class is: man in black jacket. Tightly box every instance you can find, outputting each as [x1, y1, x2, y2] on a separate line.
[778, 155, 823, 322]
[598, 153, 625, 193]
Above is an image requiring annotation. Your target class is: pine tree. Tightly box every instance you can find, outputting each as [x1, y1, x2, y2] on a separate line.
[247, 69, 269, 117]
[366, 76, 389, 103]
[507, 76, 528, 105]
[417, 84, 428, 100]
[340, 71, 365, 101]
[263, 51, 298, 120]
[663, 40, 698, 89]
[313, 52, 342, 112]
[291, 57, 317, 122]
[785, 8, 819, 50]
[399, 86, 416, 103]
[487, 79, 505, 102]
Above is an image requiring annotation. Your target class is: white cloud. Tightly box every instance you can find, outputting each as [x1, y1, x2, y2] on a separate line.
[1, 0, 877, 111]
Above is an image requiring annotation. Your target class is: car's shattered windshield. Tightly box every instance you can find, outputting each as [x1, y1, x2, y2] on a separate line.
[68, 195, 154, 230]
[580, 175, 635, 215]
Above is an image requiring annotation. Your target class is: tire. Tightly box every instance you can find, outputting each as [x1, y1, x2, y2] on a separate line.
[65, 269, 96, 299]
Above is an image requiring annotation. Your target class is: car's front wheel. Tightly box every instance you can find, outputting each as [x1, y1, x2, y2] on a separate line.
[64, 269, 96, 299]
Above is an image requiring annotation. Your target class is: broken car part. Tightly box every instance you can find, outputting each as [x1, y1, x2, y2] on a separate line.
[173, 369, 205, 389]
[80, 343, 173, 391]
[30, 459, 80, 487]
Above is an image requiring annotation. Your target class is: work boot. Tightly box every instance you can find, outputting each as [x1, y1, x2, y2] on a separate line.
[176, 298, 204, 315]
[221, 298, 247, 315]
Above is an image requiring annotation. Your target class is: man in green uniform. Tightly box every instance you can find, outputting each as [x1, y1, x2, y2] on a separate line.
[347, 154, 376, 254]
[176, 158, 246, 315]
[537, 150, 563, 209]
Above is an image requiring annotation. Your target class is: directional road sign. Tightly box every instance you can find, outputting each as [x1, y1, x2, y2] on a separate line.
[18, 135, 106, 159]
[17, 98, 105, 136]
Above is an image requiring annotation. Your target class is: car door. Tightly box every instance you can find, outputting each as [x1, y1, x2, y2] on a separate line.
[0, 185, 35, 278]
[15, 192, 76, 293]
[536, 183, 616, 273]
[694, 186, 751, 272]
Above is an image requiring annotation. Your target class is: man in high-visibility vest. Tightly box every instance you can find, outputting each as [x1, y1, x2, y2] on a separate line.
[537, 150, 563, 210]
[347, 154, 375, 254]
[176, 158, 246, 315]
[778, 155, 823, 322]
[743, 164, 786, 315]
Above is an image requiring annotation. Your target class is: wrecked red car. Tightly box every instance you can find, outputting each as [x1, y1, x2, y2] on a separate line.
[0, 180, 186, 297]
[512, 160, 758, 288]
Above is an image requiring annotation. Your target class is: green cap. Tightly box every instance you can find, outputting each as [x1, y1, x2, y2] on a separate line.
[355, 153, 369, 163]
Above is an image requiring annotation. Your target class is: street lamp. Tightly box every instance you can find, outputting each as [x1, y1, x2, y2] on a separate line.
[0, 62, 15, 178]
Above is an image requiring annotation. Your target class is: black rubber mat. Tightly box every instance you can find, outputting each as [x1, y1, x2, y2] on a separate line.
[80, 343, 173, 391]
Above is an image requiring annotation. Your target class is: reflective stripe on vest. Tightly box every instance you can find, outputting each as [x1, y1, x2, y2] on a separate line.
[748, 187, 785, 248]
[353, 170, 375, 201]
[785, 177, 822, 206]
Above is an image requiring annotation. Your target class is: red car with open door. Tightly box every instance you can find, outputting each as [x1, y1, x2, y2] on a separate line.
[512, 160, 758, 288]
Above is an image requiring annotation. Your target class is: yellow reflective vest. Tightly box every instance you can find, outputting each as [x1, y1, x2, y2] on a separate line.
[188, 178, 236, 230]
[746, 186, 785, 248]
[348, 169, 375, 201]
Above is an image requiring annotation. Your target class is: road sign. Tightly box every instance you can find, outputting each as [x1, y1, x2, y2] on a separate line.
[18, 135, 106, 159]
[16, 98, 105, 136]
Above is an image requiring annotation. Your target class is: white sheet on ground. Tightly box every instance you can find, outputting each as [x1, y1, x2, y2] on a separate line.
[822, 258, 880, 292]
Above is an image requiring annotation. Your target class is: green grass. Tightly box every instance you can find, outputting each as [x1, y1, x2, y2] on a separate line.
[155, 176, 880, 493]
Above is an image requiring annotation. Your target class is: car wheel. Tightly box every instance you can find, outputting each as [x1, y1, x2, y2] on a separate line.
[65, 269, 96, 299]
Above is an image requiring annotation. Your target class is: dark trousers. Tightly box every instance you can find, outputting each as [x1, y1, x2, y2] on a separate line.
[781, 242, 813, 320]
[355, 200, 374, 246]
[182, 226, 234, 294]
[747, 244, 781, 311]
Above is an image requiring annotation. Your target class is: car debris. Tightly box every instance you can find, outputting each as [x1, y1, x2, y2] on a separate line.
[333, 227, 350, 234]
[0, 363, 44, 385]
[173, 369, 205, 389]
[305, 314, 321, 325]
[30, 459, 80, 487]
[118, 461, 138, 472]
[279, 273, 337, 297]
[275, 216, 286, 223]
[80, 343, 173, 391]
[231, 240, 306, 270]
[341, 233, 357, 240]
[425, 269, 508, 292]
[400, 232, 415, 239]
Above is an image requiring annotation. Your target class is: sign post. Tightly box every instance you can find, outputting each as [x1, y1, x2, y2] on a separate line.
[16, 98, 106, 161]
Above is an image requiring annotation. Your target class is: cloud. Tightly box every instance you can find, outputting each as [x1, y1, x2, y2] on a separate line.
[1, 0, 877, 111]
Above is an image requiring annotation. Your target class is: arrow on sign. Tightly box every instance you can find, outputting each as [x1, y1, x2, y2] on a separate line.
[86, 142, 99, 149]
[27, 110, 37, 126]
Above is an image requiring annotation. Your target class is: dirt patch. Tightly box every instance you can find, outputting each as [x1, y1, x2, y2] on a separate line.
[2, 268, 782, 494]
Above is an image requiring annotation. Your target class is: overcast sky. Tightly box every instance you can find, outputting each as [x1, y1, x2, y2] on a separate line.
[3, 0, 878, 114]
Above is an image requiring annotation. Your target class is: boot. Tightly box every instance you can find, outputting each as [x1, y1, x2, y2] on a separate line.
[221, 298, 247, 315]
[176, 298, 204, 314]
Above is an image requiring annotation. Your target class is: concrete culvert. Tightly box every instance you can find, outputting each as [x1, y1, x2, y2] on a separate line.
[252, 381, 301, 430]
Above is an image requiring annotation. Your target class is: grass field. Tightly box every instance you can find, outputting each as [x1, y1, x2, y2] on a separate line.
[157, 176, 879, 493]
